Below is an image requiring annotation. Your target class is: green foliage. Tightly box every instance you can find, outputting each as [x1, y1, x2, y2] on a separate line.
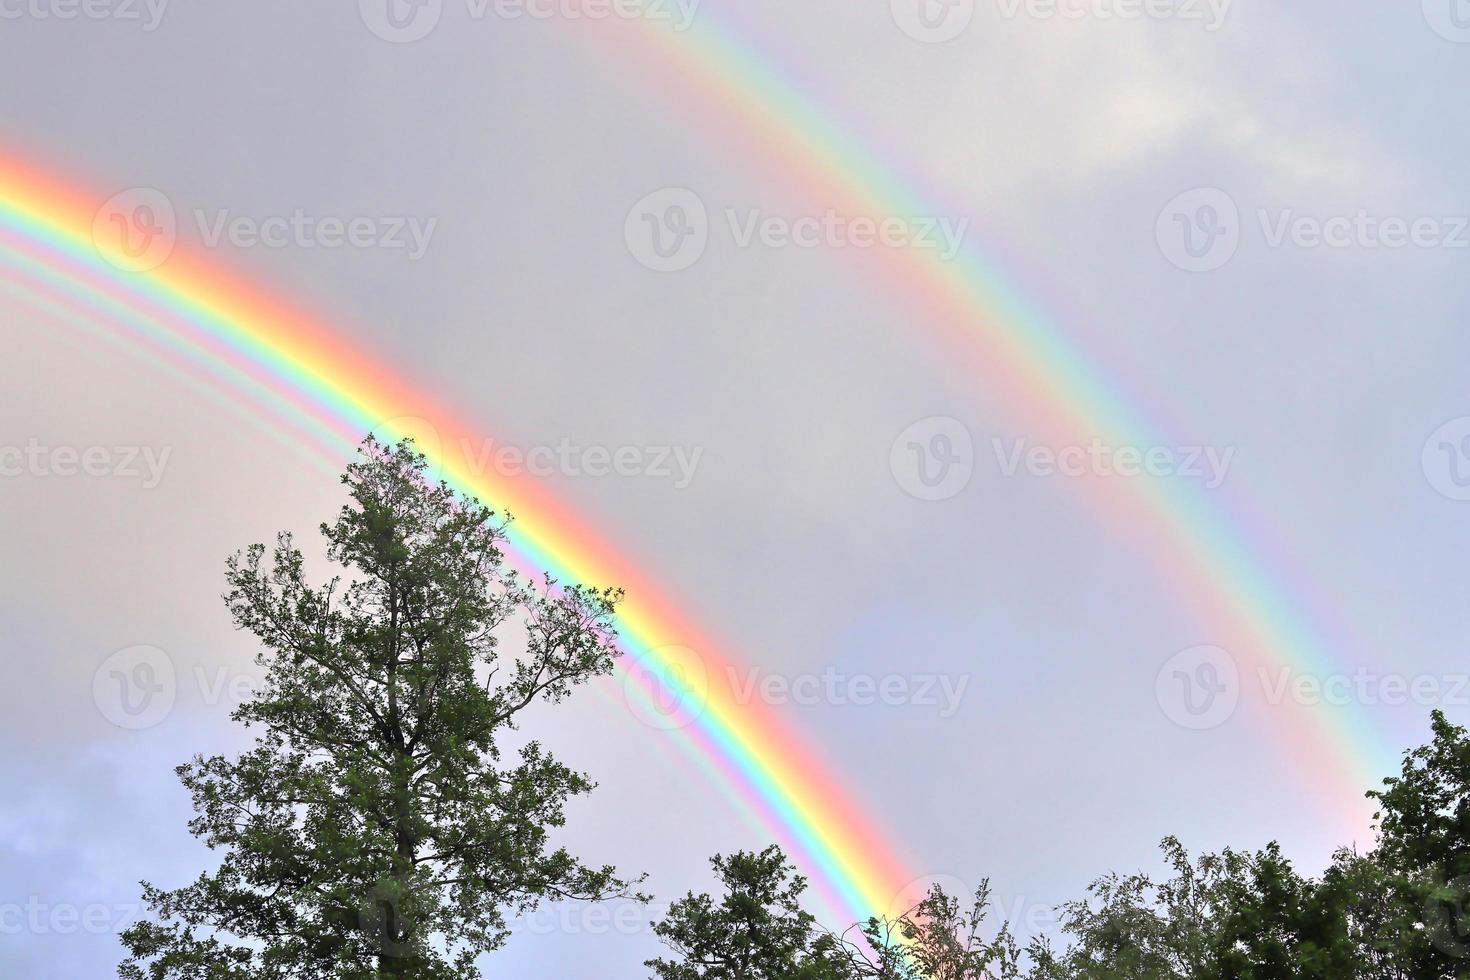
[1359, 709, 1470, 978]
[647, 846, 853, 980]
[869, 880, 1027, 979]
[656, 709, 1470, 980]
[119, 440, 1470, 979]
[120, 438, 644, 980]
[648, 848, 1026, 980]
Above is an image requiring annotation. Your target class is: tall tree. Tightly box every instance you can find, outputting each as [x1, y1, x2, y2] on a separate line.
[120, 438, 643, 980]
[647, 846, 853, 980]
[1361, 709, 1470, 978]
[648, 846, 1025, 980]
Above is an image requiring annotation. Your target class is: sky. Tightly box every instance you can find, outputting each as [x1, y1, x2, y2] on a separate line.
[2, 1, 1469, 976]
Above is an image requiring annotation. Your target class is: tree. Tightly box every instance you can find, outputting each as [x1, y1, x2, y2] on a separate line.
[647, 846, 853, 980]
[648, 847, 1024, 980]
[120, 437, 644, 980]
[652, 714, 1470, 980]
[872, 881, 1026, 980]
[1027, 837, 1364, 980]
[1031, 837, 1219, 980]
[1359, 709, 1470, 978]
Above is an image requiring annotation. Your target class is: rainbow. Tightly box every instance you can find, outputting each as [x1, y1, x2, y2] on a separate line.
[0, 153, 912, 928]
[0, 6, 1389, 931]
[567, 10, 1395, 803]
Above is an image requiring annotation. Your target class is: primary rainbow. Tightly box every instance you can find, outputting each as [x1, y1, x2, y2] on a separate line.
[569, 10, 1395, 806]
[0, 4, 1389, 931]
[0, 153, 912, 929]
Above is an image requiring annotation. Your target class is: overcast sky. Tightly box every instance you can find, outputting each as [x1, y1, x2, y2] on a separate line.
[2, 1, 1469, 976]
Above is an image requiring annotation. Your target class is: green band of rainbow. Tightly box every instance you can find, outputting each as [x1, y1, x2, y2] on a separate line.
[583, 11, 1393, 803]
[0, 153, 910, 927]
[0, 8, 1392, 929]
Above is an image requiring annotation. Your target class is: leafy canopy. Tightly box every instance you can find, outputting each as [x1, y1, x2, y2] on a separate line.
[121, 438, 644, 980]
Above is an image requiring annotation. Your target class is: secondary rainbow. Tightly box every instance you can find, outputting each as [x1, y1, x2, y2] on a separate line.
[1, 5, 1389, 923]
[568, 11, 1393, 804]
[0, 153, 912, 929]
